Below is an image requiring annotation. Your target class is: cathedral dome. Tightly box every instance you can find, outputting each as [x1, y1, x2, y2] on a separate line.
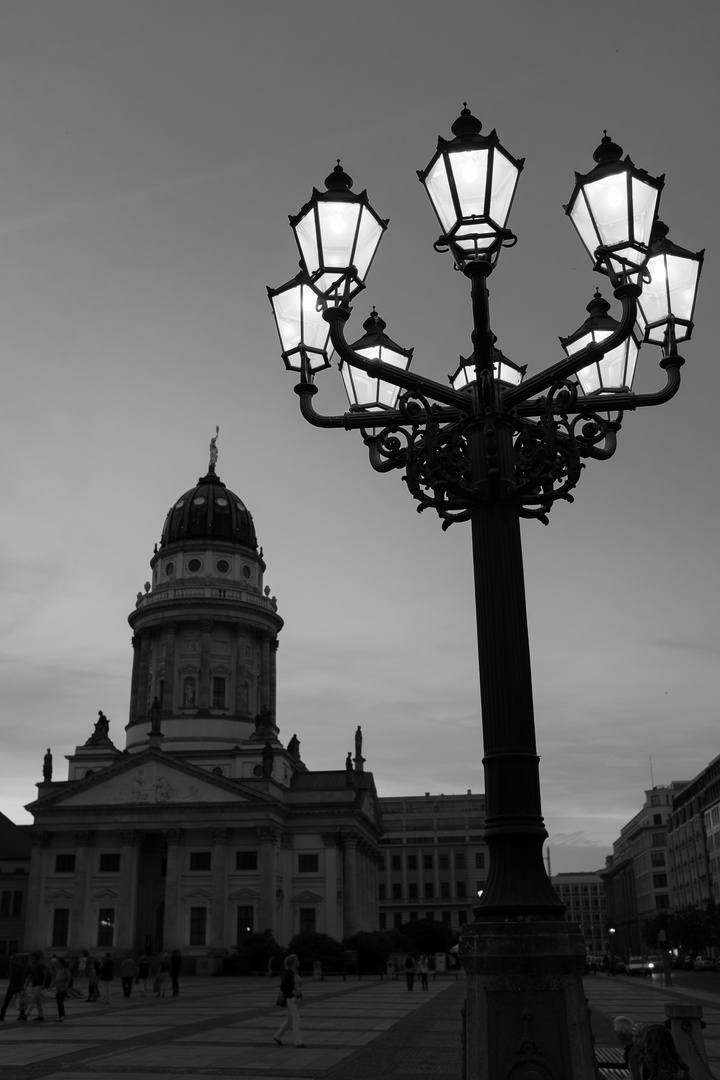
[160, 465, 257, 550]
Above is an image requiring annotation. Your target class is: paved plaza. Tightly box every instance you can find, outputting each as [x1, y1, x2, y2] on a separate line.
[2, 971, 720, 1079]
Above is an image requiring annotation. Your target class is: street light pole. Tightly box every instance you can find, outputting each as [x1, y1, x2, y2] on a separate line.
[268, 105, 703, 1080]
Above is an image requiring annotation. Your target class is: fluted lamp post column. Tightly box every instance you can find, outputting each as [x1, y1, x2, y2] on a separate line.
[268, 105, 703, 1080]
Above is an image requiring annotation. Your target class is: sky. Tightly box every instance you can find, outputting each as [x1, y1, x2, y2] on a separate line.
[0, 0, 717, 875]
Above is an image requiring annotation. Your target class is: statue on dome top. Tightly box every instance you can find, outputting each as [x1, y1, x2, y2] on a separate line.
[209, 426, 220, 470]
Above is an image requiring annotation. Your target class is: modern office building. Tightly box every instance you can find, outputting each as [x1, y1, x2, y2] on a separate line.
[551, 871, 608, 956]
[666, 754, 720, 909]
[377, 791, 488, 933]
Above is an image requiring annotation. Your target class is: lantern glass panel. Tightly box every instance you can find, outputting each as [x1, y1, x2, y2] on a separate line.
[294, 211, 320, 275]
[631, 177, 660, 248]
[316, 201, 362, 269]
[584, 172, 629, 246]
[566, 329, 637, 394]
[448, 149, 490, 220]
[638, 253, 700, 343]
[353, 208, 385, 280]
[490, 150, 520, 228]
[271, 284, 329, 370]
[357, 343, 407, 410]
[569, 191, 601, 260]
[425, 157, 455, 233]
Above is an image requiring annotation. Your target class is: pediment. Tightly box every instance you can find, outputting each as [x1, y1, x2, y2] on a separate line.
[42, 753, 268, 809]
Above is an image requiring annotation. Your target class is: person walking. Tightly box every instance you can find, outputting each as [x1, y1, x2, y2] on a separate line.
[24, 954, 49, 1022]
[404, 954, 416, 991]
[155, 954, 170, 997]
[98, 953, 114, 1004]
[137, 955, 150, 996]
[120, 956, 137, 998]
[170, 949, 182, 996]
[87, 958, 99, 1002]
[0, 954, 28, 1022]
[51, 958, 71, 1022]
[417, 954, 429, 991]
[273, 954, 306, 1048]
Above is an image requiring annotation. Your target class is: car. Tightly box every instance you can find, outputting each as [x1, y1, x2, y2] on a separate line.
[627, 955, 646, 976]
[645, 955, 664, 974]
[693, 956, 715, 971]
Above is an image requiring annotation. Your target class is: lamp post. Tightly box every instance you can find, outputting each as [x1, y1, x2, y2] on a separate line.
[268, 105, 702, 1080]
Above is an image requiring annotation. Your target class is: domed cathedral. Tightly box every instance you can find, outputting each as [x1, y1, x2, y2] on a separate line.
[23, 437, 383, 966]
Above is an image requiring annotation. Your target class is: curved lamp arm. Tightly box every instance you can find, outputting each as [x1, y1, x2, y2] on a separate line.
[324, 305, 473, 413]
[516, 355, 683, 418]
[503, 282, 641, 408]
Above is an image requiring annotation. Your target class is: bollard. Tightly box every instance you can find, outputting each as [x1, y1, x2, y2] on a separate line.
[664, 1003, 711, 1078]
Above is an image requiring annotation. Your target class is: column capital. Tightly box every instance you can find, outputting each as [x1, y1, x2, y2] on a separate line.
[211, 828, 230, 845]
[29, 830, 51, 848]
[74, 830, 95, 846]
[256, 826, 278, 845]
[119, 830, 140, 846]
[164, 828, 183, 845]
[321, 832, 340, 848]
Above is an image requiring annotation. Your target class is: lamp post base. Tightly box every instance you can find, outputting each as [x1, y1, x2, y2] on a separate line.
[460, 918, 596, 1080]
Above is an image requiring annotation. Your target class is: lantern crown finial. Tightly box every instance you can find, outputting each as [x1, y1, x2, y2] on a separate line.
[451, 103, 482, 140]
[586, 289, 611, 319]
[593, 132, 623, 165]
[363, 307, 387, 335]
[325, 160, 354, 192]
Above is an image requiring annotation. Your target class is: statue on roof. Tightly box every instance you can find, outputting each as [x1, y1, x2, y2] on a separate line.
[43, 748, 52, 782]
[149, 696, 162, 734]
[86, 710, 110, 745]
[209, 425, 220, 470]
[287, 734, 300, 759]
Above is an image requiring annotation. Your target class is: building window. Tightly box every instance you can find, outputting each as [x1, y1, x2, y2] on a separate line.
[99, 853, 121, 873]
[393, 913, 403, 929]
[298, 854, 319, 873]
[378, 884, 386, 900]
[424, 854, 433, 871]
[442, 911, 452, 925]
[393, 883, 402, 899]
[11, 892, 22, 918]
[379, 913, 387, 930]
[55, 854, 76, 874]
[237, 905, 254, 937]
[299, 908, 316, 934]
[455, 854, 465, 870]
[392, 855, 401, 871]
[441, 881, 451, 899]
[656, 895, 670, 909]
[651, 853, 666, 867]
[439, 854, 450, 870]
[409, 911, 418, 921]
[475, 852, 485, 869]
[190, 906, 207, 946]
[190, 852, 211, 872]
[458, 910, 468, 925]
[457, 881, 466, 898]
[52, 909, 70, 948]
[236, 851, 258, 871]
[212, 677, 226, 709]
[97, 908, 115, 947]
[653, 874, 668, 888]
[425, 882, 434, 899]
[0, 892, 10, 917]
[408, 855, 417, 870]
[409, 883, 418, 899]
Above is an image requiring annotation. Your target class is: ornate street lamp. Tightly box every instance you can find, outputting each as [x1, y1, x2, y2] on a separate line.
[267, 106, 703, 1080]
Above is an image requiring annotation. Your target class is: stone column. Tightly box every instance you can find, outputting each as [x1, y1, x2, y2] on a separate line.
[232, 626, 244, 715]
[24, 831, 50, 951]
[163, 623, 177, 713]
[210, 829, 229, 948]
[342, 833, 359, 937]
[269, 638, 278, 724]
[198, 620, 213, 710]
[129, 635, 141, 723]
[256, 828, 277, 935]
[136, 632, 152, 719]
[258, 634, 270, 714]
[116, 831, 140, 950]
[322, 834, 339, 937]
[69, 831, 94, 951]
[163, 829, 183, 950]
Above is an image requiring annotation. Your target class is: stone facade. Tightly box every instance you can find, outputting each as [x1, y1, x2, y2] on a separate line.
[22, 453, 383, 960]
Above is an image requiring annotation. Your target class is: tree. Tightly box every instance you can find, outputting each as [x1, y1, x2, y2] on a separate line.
[343, 930, 408, 973]
[285, 932, 344, 970]
[399, 918, 454, 956]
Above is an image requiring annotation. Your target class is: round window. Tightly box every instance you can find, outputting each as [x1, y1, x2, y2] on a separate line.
[165, 562, 175, 577]
[242, 565, 251, 579]
[216, 497, 228, 507]
[193, 496, 206, 506]
[187, 558, 202, 573]
[216, 559, 230, 574]
[174, 499, 185, 510]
